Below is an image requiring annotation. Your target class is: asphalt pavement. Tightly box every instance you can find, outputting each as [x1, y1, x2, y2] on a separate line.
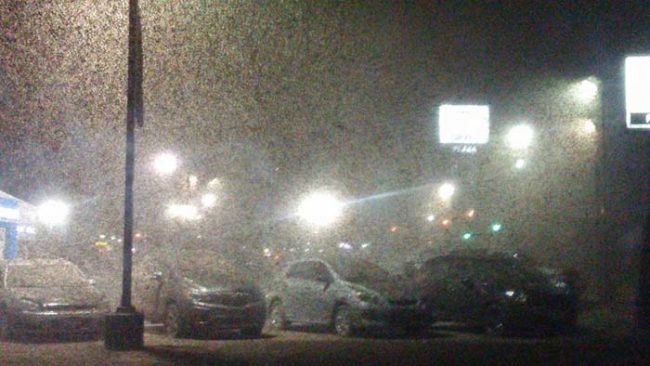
[1, 329, 648, 366]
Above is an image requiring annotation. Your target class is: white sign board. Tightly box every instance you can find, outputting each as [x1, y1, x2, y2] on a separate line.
[439, 105, 490, 144]
[625, 56, 650, 129]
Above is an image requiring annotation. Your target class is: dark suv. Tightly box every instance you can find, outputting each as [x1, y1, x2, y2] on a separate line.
[133, 249, 266, 338]
[413, 252, 578, 335]
[265, 257, 432, 336]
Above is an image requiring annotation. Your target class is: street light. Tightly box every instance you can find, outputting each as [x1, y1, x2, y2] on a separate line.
[438, 183, 456, 201]
[201, 193, 217, 208]
[166, 204, 201, 220]
[37, 199, 70, 226]
[515, 158, 526, 169]
[505, 124, 534, 150]
[153, 152, 178, 175]
[574, 78, 598, 103]
[297, 191, 343, 228]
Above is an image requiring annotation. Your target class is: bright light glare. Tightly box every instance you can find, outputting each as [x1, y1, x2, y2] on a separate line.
[582, 119, 596, 134]
[506, 125, 534, 150]
[438, 183, 456, 201]
[426, 214, 435, 222]
[338, 242, 353, 250]
[515, 158, 526, 169]
[37, 200, 69, 226]
[297, 191, 343, 227]
[625, 56, 650, 128]
[166, 204, 201, 220]
[438, 104, 490, 144]
[466, 209, 475, 218]
[575, 78, 598, 102]
[188, 175, 198, 189]
[201, 193, 217, 208]
[492, 223, 503, 232]
[153, 152, 178, 175]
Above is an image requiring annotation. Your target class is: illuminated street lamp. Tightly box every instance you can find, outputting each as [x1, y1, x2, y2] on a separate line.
[37, 199, 70, 227]
[166, 204, 201, 220]
[582, 119, 597, 134]
[297, 191, 343, 228]
[515, 158, 526, 169]
[438, 183, 456, 201]
[574, 78, 598, 103]
[153, 152, 178, 175]
[201, 193, 217, 208]
[506, 125, 534, 150]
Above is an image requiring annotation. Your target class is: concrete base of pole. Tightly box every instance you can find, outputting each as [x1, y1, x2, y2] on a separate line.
[104, 311, 144, 350]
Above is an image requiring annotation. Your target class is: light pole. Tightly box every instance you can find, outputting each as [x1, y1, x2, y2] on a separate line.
[105, 0, 144, 351]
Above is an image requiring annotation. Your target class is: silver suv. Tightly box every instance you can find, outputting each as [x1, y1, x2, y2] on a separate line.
[265, 258, 432, 336]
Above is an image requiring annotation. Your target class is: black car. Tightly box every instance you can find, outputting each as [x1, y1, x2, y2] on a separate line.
[133, 249, 266, 338]
[0, 259, 109, 340]
[413, 252, 578, 335]
[265, 258, 432, 337]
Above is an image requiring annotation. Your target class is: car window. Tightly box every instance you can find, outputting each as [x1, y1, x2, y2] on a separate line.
[287, 261, 330, 281]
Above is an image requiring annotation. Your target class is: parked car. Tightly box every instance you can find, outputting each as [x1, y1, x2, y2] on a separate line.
[413, 251, 578, 335]
[0, 259, 109, 340]
[265, 257, 432, 336]
[133, 249, 266, 338]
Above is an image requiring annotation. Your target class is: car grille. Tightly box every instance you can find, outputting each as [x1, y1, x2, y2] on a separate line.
[389, 299, 417, 306]
[202, 292, 254, 307]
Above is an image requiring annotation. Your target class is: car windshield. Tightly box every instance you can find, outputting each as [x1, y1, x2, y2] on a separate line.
[333, 259, 394, 285]
[6, 263, 88, 288]
[174, 251, 248, 287]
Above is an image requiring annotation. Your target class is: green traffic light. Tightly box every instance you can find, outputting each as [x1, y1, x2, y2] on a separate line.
[491, 223, 502, 232]
[462, 232, 472, 240]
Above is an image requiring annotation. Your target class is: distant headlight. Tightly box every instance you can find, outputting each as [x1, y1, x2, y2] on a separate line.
[353, 289, 383, 305]
[504, 290, 527, 303]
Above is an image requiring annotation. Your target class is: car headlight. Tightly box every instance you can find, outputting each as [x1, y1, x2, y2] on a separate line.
[353, 290, 383, 305]
[504, 290, 527, 303]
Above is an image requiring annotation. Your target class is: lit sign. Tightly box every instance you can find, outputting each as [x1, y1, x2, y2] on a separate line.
[0, 206, 19, 221]
[625, 56, 650, 129]
[439, 105, 490, 144]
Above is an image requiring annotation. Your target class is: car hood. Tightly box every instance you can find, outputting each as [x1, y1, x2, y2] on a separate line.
[9, 286, 105, 309]
[347, 278, 416, 303]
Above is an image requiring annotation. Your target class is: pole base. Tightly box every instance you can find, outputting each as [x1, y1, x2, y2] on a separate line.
[104, 311, 144, 350]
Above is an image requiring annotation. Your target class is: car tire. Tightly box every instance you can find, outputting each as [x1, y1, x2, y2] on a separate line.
[484, 306, 506, 337]
[164, 303, 183, 338]
[333, 304, 356, 337]
[265, 301, 287, 332]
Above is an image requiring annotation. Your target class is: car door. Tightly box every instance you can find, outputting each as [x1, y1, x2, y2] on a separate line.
[133, 257, 166, 322]
[283, 262, 312, 323]
[421, 259, 456, 320]
[299, 261, 335, 324]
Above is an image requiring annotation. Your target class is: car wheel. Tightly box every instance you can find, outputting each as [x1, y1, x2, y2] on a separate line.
[484, 306, 506, 337]
[266, 301, 287, 332]
[334, 304, 356, 337]
[164, 303, 183, 338]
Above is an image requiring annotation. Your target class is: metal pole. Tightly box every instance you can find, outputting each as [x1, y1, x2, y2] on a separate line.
[119, 0, 142, 312]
